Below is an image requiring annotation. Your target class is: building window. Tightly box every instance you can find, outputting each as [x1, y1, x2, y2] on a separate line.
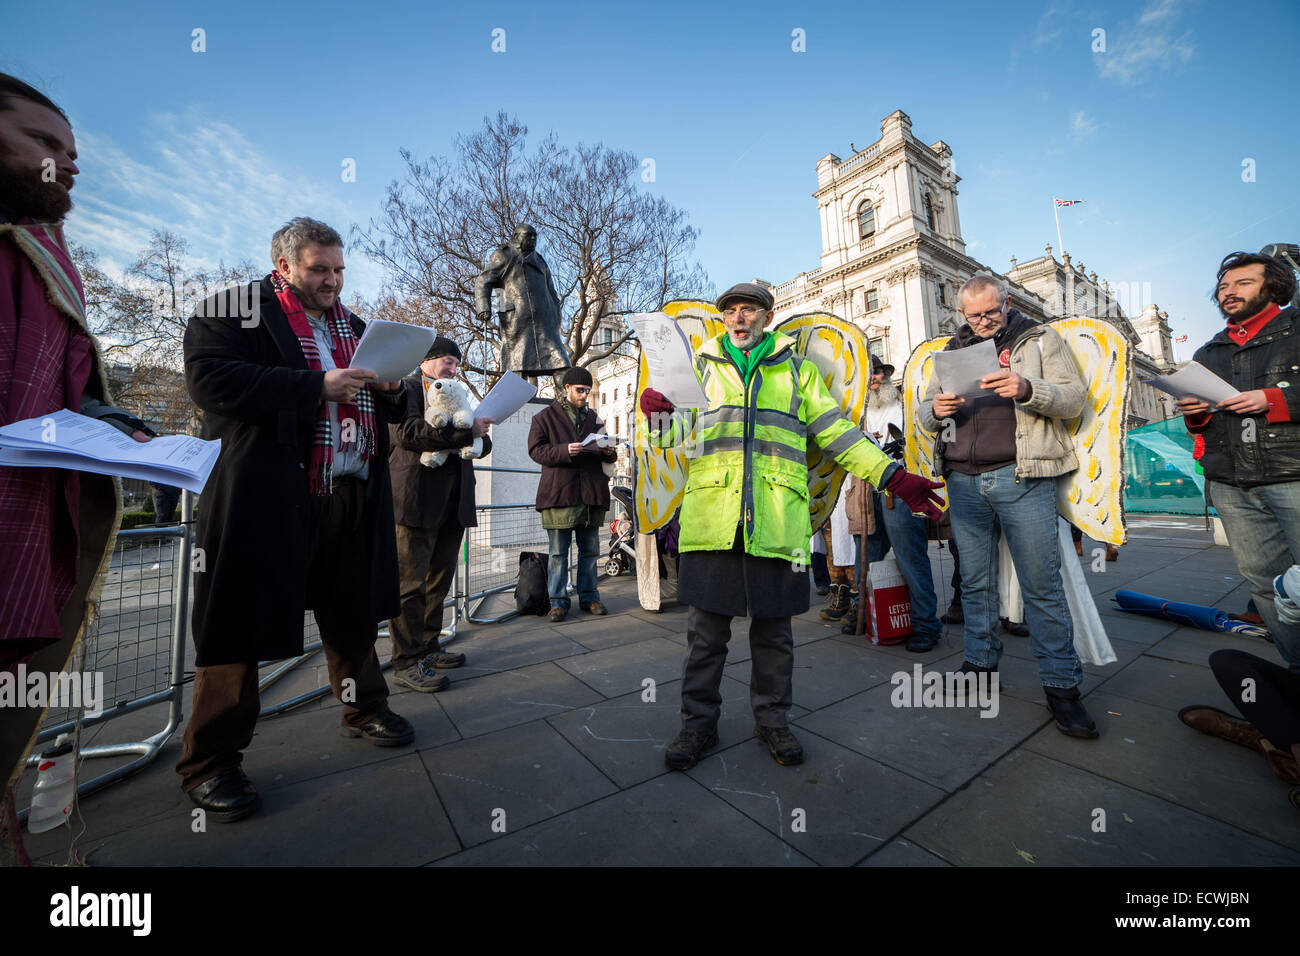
[601, 391, 606, 405]
[866, 288, 879, 312]
[602, 328, 613, 347]
[923, 193, 935, 230]
[868, 338, 886, 363]
[858, 201, 876, 239]
[937, 282, 947, 306]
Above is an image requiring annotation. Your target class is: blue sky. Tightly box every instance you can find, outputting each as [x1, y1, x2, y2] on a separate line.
[4, 0, 1298, 355]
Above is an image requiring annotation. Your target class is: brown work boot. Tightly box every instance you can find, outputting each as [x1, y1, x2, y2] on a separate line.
[1178, 705, 1265, 753]
[1105, 544, 1119, 562]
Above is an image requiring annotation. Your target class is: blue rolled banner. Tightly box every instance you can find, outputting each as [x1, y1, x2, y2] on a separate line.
[1112, 589, 1230, 632]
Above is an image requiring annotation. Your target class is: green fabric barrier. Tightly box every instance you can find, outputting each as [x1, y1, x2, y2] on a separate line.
[1123, 418, 1213, 516]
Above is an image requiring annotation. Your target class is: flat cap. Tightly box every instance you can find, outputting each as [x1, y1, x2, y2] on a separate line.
[716, 282, 774, 313]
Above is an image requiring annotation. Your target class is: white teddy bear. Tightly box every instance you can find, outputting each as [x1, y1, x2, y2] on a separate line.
[420, 377, 482, 468]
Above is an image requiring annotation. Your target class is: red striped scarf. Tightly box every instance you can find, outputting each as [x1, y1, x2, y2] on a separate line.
[270, 271, 375, 494]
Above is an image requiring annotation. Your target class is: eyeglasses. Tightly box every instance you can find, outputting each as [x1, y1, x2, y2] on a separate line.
[963, 307, 1005, 324]
[722, 306, 765, 319]
[570, 386, 591, 394]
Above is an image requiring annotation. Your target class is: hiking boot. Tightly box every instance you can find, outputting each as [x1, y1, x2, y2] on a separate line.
[1044, 685, 1098, 739]
[819, 584, 850, 621]
[581, 601, 608, 615]
[1105, 544, 1119, 562]
[754, 725, 804, 765]
[548, 606, 567, 623]
[426, 648, 466, 669]
[840, 601, 863, 635]
[664, 728, 719, 771]
[1178, 705, 1264, 753]
[941, 603, 963, 625]
[392, 659, 449, 693]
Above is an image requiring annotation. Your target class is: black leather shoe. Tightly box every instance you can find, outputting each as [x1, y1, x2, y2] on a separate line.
[186, 768, 260, 823]
[340, 709, 415, 747]
[941, 603, 963, 625]
[1000, 617, 1030, 637]
[905, 631, 942, 652]
[1044, 686, 1099, 739]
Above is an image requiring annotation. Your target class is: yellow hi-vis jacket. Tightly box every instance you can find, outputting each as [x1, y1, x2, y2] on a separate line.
[648, 330, 898, 562]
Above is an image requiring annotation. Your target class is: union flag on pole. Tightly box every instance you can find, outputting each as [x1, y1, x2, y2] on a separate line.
[1055, 198, 1085, 207]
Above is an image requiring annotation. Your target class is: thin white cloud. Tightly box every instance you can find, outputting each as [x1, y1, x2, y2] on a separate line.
[1069, 110, 1099, 143]
[1094, 0, 1196, 85]
[65, 109, 384, 295]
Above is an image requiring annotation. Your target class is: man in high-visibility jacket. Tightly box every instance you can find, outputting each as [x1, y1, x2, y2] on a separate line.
[641, 282, 945, 769]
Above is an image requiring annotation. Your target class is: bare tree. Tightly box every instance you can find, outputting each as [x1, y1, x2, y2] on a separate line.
[352, 112, 710, 395]
[72, 234, 260, 434]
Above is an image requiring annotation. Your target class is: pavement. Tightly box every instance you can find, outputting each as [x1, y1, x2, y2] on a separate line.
[16, 515, 1300, 867]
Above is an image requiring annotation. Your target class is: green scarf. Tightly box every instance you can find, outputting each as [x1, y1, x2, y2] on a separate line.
[721, 331, 775, 385]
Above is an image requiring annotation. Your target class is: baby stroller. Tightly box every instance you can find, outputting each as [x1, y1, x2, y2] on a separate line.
[605, 485, 637, 577]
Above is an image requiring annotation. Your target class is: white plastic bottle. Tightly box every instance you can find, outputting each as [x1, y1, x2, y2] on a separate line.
[27, 733, 76, 834]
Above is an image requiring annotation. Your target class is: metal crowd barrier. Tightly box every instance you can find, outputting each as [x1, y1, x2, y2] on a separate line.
[21, 496, 193, 817]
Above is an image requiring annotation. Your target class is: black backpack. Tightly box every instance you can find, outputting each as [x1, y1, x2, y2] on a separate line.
[516, 552, 550, 616]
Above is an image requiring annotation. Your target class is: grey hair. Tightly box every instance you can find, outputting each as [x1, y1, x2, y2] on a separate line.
[270, 217, 343, 268]
[958, 271, 1008, 304]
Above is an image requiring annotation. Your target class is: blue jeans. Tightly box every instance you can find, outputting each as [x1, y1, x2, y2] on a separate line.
[547, 525, 601, 610]
[876, 491, 942, 640]
[946, 465, 1081, 688]
[1209, 479, 1300, 672]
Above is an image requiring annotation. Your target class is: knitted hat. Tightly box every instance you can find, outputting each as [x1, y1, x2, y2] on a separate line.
[425, 336, 462, 361]
[562, 366, 593, 387]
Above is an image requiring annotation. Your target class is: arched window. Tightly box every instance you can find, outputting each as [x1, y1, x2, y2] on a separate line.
[866, 288, 879, 312]
[923, 193, 935, 230]
[858, 200, 876, 239]
[613, 388, 619, 402]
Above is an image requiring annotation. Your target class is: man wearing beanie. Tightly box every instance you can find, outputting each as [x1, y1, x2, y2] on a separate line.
[528, 366, 618, 622]
[388, 336, 494, 691]
[641, 282, 945, 769]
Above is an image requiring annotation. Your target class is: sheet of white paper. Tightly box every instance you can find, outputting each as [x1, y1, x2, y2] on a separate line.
[931, 338, 1001, 398]
[581, 433, 611, 446]
[473, 372, 537, 422]
[1143, 361, 1240, 404]
[628, 312, 709, 409]
[348, 320, 437, 383]
[0, 409, 221, 492]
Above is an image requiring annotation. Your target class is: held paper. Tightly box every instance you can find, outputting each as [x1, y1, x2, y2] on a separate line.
[473, 371, 537, 422]
[1143, 361, 1240, 405]
[931, 338, 1002, 399]
[349, 319, 437, 383]
[628, 312, 708, 409]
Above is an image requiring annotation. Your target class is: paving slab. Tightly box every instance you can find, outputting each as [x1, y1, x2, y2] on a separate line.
[687, 728, 946, 866]
[432, 661, 604, 738]
[439, 625, 588, 679]
[794, 679, 1051, 792]
[555, 613, 680, 651]
[860, 836, 953, 867]
[546, 676, 807, 789]
[1143, 627, 1285, 669]
[556, 637, 688, 698]
[433, 773, 817, 866]
[65, 753, 461, 866]
[904, 749, 1300, 866]
[1026, 691, 1300, 850]
[1098, 655, 1230, 713]
[421, 720, 618, 848]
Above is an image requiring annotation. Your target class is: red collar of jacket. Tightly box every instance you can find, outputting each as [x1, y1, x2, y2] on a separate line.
[1226, 302, 1283, 345]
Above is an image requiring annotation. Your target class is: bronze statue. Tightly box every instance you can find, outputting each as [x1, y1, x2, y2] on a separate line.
[474, 224, 571, 376]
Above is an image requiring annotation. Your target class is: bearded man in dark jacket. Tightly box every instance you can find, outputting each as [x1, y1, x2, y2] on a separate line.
[1179, 251, 1300, 673]
[179, 217, 411, 822]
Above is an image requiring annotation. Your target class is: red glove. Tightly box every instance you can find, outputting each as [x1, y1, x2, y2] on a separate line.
[640, 387, 674, 416]
[884, 468, 946, 522]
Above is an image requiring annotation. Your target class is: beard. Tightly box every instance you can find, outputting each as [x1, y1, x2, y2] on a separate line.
[0, 151, 73, 222]
[1219, 288, 1272, 323]
[867, 382, 901, 410]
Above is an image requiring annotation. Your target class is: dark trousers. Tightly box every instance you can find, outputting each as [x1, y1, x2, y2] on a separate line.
[389, 519, 463, 670]
[1210, 648, 1300, 751]
[176, 477, 390, 791]
[680, 608, 793, 732]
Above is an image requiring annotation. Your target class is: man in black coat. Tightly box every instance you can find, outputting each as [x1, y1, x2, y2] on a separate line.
[388, 336, 493, 692]
[178, 217, 412, 822]
[1179, 250, 1300, 673]
[528, 367, 617, 622]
